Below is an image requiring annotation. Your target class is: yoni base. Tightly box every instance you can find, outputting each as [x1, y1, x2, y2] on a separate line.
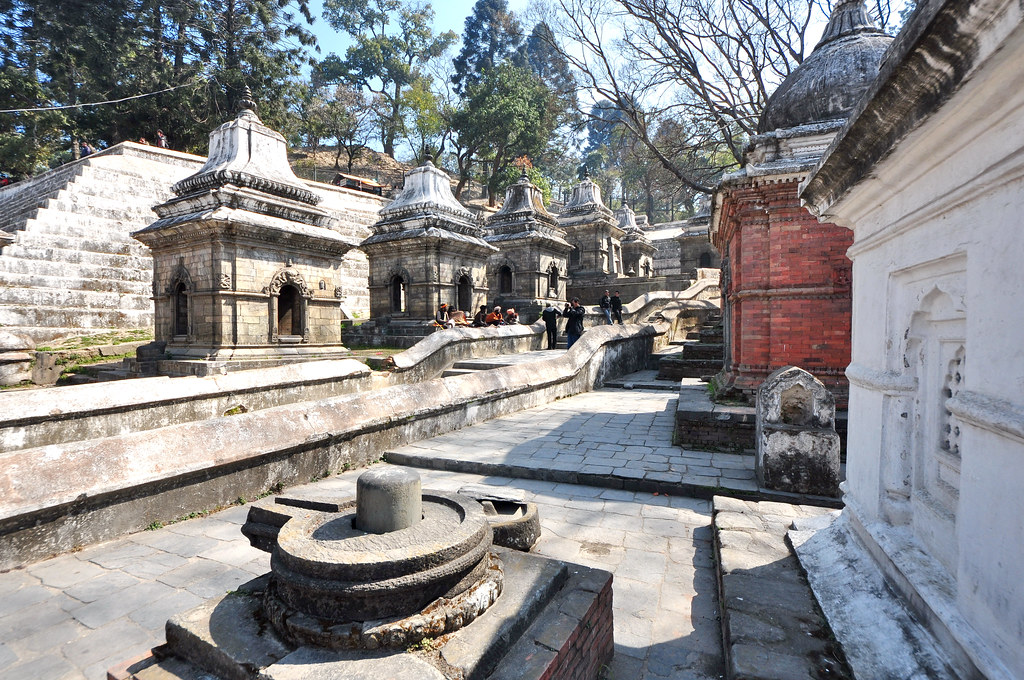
[108, 549, 613, 680]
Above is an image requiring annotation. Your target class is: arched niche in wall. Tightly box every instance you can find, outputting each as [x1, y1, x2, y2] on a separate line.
[265, 268, 312, 343]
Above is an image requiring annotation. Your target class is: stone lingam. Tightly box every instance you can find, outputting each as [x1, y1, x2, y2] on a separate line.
[109, 467, 613, 680]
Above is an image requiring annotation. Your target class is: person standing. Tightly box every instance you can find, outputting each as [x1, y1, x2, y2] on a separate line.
[541, 302, 562, 349]
[564, 298, 586, 349]
[599, 290, 613, 324]
[156, 129, 169, 149]
[611, 290, 624, 324]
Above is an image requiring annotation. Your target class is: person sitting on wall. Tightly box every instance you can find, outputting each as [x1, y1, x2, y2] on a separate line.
[485, 306, 505, 326]
[564, 298, 586, 349]
[471, 304, 488, 327]
[504, 308, 519, 325]
[451, 310, 470, 326]
[599, 290, 613, 324]
[611, 290, 624, 324]
[434, 303, 454, 329]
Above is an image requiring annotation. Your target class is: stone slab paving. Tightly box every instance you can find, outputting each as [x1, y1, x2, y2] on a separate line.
[385, 387, 829, 503]
[0, 465, 724, 680]
[711, 496, 851, 680]
[603, 369, 680, 391]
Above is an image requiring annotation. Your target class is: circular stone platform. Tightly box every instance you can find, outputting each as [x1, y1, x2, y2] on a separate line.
[266, 490, 498, 646]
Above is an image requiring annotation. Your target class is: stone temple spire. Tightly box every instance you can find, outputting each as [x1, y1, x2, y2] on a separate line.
[817, 0, 887, 46]
[757, 0, 892, 133]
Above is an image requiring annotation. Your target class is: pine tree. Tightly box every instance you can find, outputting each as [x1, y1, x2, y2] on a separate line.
[451, 0, 523, 94]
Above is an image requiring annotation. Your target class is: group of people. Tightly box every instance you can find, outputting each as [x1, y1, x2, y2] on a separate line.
[433, 303, 520, 329]
[434, 289, 628, 351]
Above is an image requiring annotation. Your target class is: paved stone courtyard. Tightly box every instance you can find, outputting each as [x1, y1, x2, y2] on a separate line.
[0, 386, 767, 680]
[388, 387, 759, 493]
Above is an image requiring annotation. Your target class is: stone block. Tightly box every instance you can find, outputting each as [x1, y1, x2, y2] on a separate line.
[755, 366, 840, 497]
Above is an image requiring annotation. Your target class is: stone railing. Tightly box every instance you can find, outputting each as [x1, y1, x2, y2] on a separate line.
[384, 322, 546, 383]
[579, 277, 721, 326]
[0, 322, 664, 569]
[0, 359, 374, 452]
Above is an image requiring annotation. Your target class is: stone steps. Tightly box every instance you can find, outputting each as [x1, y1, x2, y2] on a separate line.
[16, 214, 152, 241]
[0, 270, 151, 295]
[13, 231, 150, 258]
[0, 256, 152, 281]
[1, 242, 152, 270]
[0, 286, 152, 311]
[0, 303, 152, 329]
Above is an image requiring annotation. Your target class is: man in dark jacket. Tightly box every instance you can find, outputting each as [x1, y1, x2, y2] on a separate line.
[611, 290, 624, 324]
[564, 298, 586, 349]
[540, 303, 562, 349]
[599, 290, 613, 324]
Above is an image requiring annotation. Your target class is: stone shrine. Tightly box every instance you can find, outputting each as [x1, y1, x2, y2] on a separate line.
[755, 366, 840, 497]
[557, 174, 624, 279]
[131, 92, 359, 375]
[120, 467, 614, 679]
[484, 173, 571, 320]
[709, 0, 893, 407]
[360, 160, 496, 321]
[616, 204, 656, 278]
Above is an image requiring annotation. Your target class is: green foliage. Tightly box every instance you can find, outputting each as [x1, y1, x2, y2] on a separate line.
[320, 0, 456, 156]
[452, 0, 523, 94]
[451, 62, 555, 205]
[0, 0, 316, 174]
[494, 164, 552, 205]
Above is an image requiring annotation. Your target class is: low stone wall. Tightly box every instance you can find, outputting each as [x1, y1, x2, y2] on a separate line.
[0, 323, 663, 569]
[385, 322, 546, 383]
[0, 360, 374, 452]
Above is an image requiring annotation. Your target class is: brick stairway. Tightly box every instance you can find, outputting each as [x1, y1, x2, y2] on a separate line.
[656, 311, 723, 379]
[0, 143, 203, 344]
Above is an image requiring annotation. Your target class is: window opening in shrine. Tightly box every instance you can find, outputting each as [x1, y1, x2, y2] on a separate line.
[278, 284, 301, 336]
[391, 276, 406, 313]
[458, 275, 472, 312]
[173, 282, 188, 336]
[499, 266, 513, 294]
[699, 252, 712, 268]
[548, 266, 559, 294]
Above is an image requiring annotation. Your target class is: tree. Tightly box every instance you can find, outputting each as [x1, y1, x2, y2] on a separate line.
[452, 0, 524, 94]
[544, 0, 851, 193]
[320, 0, 456, 157]
[402, 77, 445, 163]
[326, 85, 375, 172]
[0, 0, 317, 171]
[451, 62, 555, 206]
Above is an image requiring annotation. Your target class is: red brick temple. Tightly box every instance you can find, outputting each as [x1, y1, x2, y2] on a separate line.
[709, 0, 892, 408]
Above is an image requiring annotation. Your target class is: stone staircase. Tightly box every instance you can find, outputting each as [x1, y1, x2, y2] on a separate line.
[343, 318, 441, 349]
[656, 311, 723, 379]
[0, 143, 203, 344]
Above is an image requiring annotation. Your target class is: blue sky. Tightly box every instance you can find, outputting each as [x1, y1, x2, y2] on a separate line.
[304, 0, 531, 61]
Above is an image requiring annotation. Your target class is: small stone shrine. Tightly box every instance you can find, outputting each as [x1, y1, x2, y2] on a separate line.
[484, 173, 571, 320]
[755, 366, 840, 497]
[131, 90, 359, 375]
[617, 203, 656, 278]
[360, 160, 496, 320]
[119, 467, 614, 679]
[557, 174, 624, 279]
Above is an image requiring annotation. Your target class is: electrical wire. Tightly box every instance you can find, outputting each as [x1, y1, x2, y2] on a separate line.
[0, 78, 202, 114]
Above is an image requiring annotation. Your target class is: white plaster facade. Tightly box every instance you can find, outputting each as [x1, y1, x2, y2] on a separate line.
[802, 0, 1024, 675]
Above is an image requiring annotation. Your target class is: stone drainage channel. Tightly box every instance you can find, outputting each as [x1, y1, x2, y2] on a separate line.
[1, 384, 849, 680]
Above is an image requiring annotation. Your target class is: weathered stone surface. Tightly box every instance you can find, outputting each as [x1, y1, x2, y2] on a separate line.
[164, 585, 292, 680]
[260, 648, 446, 680]
[356, 467, 422, 534]
[755, 366, 840, 497]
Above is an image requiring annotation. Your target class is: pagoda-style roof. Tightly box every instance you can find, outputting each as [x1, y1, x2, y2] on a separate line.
[485, 174, 570, 249]
[361, 161, 494, 252]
